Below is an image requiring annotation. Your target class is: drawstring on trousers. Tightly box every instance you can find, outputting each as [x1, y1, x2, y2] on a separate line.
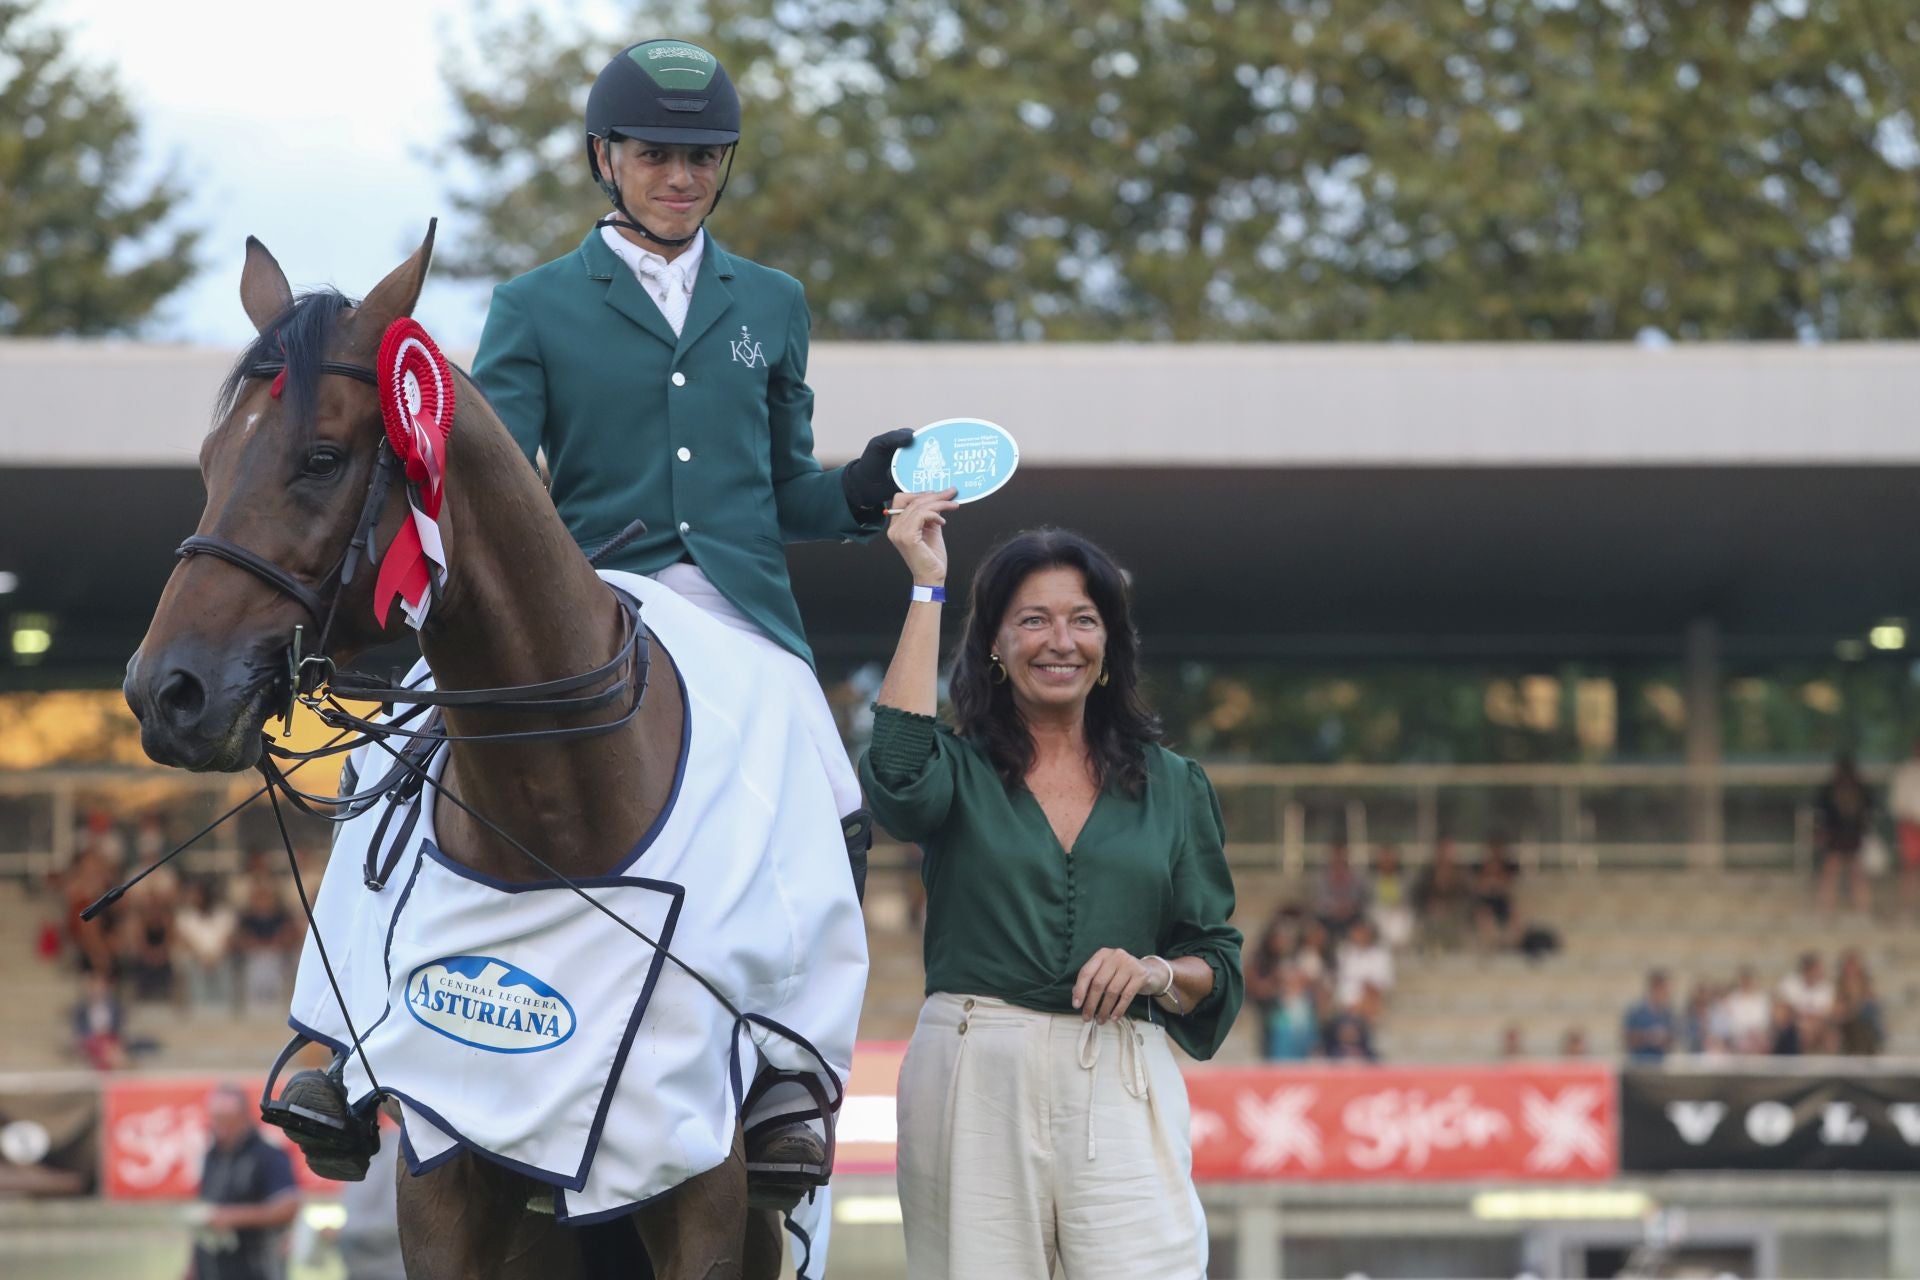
[1076, 1018, 1149, 1160]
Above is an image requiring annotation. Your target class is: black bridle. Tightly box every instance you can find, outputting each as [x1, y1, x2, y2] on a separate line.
[175, 358, 396, 713]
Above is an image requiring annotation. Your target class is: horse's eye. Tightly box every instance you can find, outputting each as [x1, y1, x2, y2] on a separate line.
[304, 446, 344, 479]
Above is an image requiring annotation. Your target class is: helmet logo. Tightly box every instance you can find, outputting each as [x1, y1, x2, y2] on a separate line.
[627, 40, 719, 90]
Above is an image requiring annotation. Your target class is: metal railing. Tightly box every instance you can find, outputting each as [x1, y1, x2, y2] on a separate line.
[0, 758, 1877, 881]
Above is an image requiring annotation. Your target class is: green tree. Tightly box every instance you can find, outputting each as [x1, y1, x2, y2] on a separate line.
[0, 0, 199, 334]
[442, 1, 1920, 340]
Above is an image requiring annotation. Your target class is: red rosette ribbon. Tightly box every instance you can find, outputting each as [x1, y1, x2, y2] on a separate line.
[372, 318, 455, 629]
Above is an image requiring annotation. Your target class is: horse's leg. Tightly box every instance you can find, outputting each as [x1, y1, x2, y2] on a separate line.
[396, 1150, 584, 1280]
[631, 1129, 774, 1280]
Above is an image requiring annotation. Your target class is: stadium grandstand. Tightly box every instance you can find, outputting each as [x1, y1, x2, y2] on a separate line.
[5, 339, 1920, 1277]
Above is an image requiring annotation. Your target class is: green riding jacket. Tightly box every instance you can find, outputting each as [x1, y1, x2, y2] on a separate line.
[471, 229, 874, 668]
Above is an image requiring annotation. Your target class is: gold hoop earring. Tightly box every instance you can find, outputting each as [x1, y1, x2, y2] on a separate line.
[1097, 665, 1110, 687]
[989, 653, 1008, 685]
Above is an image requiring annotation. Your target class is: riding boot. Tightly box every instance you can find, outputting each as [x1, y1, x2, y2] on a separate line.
[743, 1118, 830, 1213]
[261, 1040, 381, 1181]
[842, 807, 873, 904]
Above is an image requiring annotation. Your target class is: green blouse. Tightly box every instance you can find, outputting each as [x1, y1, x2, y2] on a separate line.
[859, 704, 1244, 1060]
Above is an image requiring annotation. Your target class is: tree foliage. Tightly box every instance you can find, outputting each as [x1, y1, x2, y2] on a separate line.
[442, 0, 1920, 340]
[0, 0, 199, 335]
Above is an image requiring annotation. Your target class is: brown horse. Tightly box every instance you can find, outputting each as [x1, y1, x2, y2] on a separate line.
[123, 228, 782, 1278]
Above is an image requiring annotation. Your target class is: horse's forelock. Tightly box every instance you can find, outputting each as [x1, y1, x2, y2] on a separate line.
[212, 288, 356, 445]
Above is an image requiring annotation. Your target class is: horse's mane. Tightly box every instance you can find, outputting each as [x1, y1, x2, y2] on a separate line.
[214, 288, 356, 443]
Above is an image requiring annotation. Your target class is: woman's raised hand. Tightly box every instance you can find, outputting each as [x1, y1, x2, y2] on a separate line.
[885, 488, 959, 585]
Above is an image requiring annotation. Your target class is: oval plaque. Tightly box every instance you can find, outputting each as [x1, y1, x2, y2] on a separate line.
[889, 417, 1020, 504]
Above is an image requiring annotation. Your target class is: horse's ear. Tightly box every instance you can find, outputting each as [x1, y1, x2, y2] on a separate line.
[357, 219, 437, 332]
[240, 237, 293, 335]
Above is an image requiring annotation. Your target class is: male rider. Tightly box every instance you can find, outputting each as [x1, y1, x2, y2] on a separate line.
[469, 35, 897, 1246]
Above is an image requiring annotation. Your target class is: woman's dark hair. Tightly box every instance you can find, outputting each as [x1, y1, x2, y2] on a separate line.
[951, 527, 1162, 797]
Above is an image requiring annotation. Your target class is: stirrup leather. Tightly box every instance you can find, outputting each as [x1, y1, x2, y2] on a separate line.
[259, 1034, 381, 1182]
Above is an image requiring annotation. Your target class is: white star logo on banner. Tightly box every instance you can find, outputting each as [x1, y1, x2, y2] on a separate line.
[1237, 1086, 1324, 1172]
[1522, 1086, 1609, 1172]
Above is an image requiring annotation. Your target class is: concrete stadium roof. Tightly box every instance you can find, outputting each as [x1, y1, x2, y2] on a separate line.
[4, 339, 1918, 468]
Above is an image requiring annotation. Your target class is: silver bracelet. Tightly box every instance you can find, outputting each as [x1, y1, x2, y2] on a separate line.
[1149, 954, 1180, 1007]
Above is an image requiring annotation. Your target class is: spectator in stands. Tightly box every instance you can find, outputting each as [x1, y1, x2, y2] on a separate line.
[1719, 965, 1773, 1055]
[235, 876, 297, 1015]
[1682, 980, 1726, 1056]
[1560, 1028, 1589, 1058]
[1769, 996, 1803, 1055]
[61, 848, 117, 977]
[1369, 844, 1415, 949]
[1291, 917, 1332, 988]
[123, 882, 178, 1003]
[189, 1083, 300, 1280]
[1264, 964, 1321, 1062]
[1499, 1025, 1525, 1058]
[1470, 838, 1519, 950]
[1834, 949, 1885, 1056]
[1244, 908, 1298, 1055]
[1312, 843, 1370, 939]
[1893, 736, 1920, 917]
[1814, 751, 1873, 914]
[1778, 951, 1835, 1051]
[177, 876, 238, 1010]
[70, 972, 128, 1070]
[1321, 984, 1379, 1061]
[1622, 969, 1679, 1062]
[1334, 918, 1395, 1010]
[1413, 837, 1472, 950]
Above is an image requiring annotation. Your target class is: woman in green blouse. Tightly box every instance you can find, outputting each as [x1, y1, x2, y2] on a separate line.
[861, 490, 1242, 1280]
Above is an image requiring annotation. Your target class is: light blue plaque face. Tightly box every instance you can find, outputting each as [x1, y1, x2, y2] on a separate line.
[890, 418, 1020, 503]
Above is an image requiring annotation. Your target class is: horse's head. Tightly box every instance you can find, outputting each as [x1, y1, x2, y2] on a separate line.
[125, 226, 437, 771]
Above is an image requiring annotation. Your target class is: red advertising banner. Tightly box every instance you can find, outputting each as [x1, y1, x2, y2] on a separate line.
[1186, 1063, 1617, 1182]
[101, 1076, 332, 1199]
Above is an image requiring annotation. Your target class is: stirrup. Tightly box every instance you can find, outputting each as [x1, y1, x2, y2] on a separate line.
[743, 1072, 836, 1213]
[259, 1034, 381, 1182]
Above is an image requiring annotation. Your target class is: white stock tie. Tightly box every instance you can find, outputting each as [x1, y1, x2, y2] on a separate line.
[634, 256, 693, 336]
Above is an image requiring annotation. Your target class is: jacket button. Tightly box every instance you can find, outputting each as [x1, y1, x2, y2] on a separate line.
[957, 1021, 968, 1036]
[671, 371, 686, 387]
[677, 447, 691, 462]
[678, 521, 691, 535]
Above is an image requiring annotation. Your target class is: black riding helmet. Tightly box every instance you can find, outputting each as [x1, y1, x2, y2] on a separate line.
[586, 39, 741, 248]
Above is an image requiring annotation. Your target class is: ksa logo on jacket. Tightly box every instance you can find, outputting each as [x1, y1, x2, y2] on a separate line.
[407, 955, 577, 1053]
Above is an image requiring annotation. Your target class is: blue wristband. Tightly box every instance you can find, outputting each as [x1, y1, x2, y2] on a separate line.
[910, 584, 947, 604]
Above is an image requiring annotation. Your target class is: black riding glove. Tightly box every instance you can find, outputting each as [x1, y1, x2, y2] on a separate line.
[841, 428, 916, 522]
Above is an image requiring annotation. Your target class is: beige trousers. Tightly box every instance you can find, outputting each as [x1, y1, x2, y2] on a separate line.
[896, 993, 1207, 1280]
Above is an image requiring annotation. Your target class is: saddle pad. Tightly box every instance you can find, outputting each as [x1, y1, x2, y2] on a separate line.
[332, 842, 681, 1189]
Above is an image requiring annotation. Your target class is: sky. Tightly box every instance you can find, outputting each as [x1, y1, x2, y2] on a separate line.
[53, 0, 622, 348]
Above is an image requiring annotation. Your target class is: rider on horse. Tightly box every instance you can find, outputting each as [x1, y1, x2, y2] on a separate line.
[466, 35, 901, 1212]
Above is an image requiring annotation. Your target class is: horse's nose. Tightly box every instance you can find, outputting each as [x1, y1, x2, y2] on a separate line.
[149, 665, 209, 732]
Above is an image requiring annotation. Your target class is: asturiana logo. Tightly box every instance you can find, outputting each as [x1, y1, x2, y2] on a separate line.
[407, 956, 576, 1054]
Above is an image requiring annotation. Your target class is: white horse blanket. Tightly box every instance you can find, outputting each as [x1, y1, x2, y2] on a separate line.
[288, 569, 869, 1226]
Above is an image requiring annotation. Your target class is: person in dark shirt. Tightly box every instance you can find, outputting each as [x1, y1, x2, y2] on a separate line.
[1622, 969, 1679, 1062]
[1815, 751, 1873, 914]
[190, 1084, 300, 1280]
[864, 507, 1241, 1279]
